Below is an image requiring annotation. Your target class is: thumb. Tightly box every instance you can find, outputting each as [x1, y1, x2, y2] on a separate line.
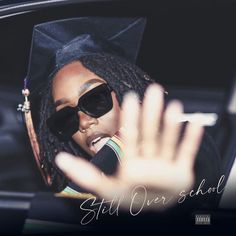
[55, 152, 107, 194]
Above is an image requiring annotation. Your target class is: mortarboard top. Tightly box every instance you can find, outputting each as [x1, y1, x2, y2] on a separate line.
[25, 16, 147, 93]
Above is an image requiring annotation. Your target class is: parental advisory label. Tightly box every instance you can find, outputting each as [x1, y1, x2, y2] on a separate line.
[195, 214, 211, 225]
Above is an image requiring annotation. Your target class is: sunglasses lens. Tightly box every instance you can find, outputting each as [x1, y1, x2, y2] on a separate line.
[47, 106, 78, 141]
[79, 84, 112, 117]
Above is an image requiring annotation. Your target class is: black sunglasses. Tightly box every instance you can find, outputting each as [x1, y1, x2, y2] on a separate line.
[47, 83, 113, 141]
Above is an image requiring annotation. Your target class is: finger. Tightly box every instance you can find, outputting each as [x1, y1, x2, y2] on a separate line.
[55, 152, 115, 197]
[176, 121, 204, 168]
[159, 100, 183, 161]
[141, 84, 164, 158]
[120, 92, 140, 159]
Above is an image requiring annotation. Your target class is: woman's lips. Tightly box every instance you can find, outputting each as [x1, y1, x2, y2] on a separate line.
[90, 137, 110, 153]
[86, 133, 110, 154]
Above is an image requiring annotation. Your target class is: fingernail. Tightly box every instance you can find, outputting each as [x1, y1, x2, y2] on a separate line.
[147, 83, 164, 93]
[124, 91, 139, 101]
[168, 100, 183, 112]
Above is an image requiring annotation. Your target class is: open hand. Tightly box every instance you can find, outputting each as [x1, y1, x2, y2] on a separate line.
[55, 84, 204, 211]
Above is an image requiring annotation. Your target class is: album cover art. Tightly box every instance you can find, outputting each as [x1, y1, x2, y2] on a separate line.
[0, 0, 235, 235]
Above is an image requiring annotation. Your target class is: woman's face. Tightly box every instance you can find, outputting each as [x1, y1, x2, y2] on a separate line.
[52, 61, 121, 157]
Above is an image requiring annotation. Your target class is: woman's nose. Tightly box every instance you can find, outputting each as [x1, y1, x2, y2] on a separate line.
[78, 111, 98, 132]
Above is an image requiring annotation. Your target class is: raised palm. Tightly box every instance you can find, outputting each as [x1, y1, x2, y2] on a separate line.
[56, 84, 203, 211]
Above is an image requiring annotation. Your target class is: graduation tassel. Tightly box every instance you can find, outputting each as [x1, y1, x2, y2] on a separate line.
[17, 88, 52, 186]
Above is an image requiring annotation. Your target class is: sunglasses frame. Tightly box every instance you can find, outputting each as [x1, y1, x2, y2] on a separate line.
[46, 83, 113, 140]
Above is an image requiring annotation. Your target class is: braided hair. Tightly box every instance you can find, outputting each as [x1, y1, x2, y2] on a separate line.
[37, 53, 154, 192]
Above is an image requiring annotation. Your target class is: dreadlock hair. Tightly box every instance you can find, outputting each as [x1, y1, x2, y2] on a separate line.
[37, 53, 154, 192]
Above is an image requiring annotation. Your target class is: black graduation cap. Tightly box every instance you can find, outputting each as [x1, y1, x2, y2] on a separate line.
[25, 16, 147, 93]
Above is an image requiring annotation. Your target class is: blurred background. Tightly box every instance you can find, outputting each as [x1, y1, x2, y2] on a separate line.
[0, 0, 236, 192]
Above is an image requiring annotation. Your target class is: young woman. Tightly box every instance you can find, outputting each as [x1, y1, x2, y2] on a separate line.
[39, 53, 153, 191]
[22, 16, 222, 210]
